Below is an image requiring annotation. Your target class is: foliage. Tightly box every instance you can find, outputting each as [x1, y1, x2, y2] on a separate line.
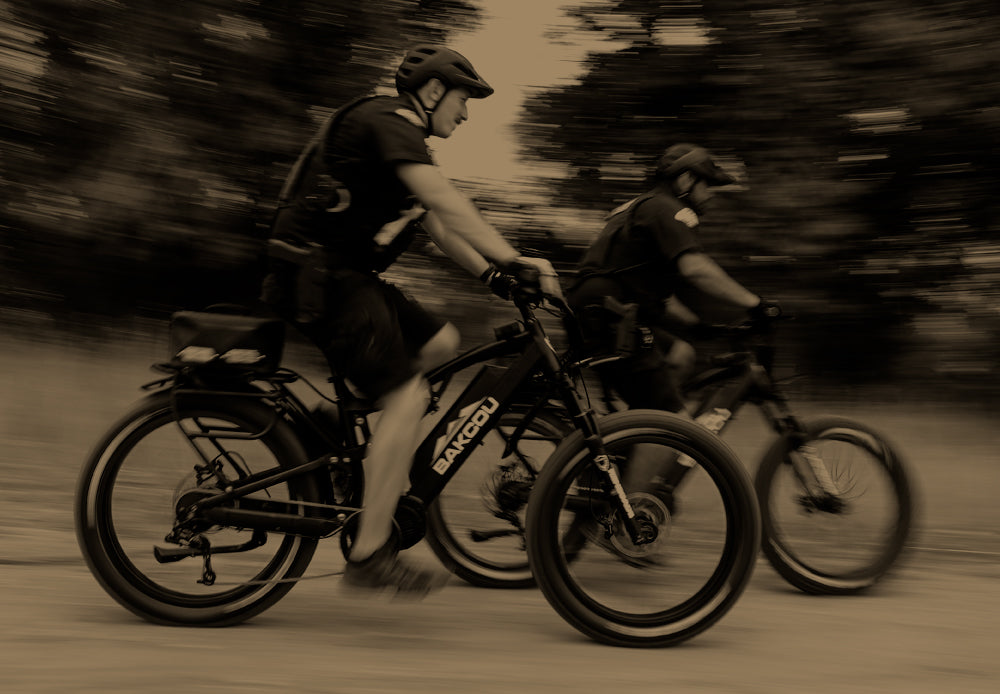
[0, 0, 481, 314]
[1, 0, 997, 387]
[518, 0, 1000, 379]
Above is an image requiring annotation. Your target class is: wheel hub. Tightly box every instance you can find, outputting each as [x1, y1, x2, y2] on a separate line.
[607, 491, 674, 565]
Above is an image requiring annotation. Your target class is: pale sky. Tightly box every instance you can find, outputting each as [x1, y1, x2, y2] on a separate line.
[430, 0, 589, 183]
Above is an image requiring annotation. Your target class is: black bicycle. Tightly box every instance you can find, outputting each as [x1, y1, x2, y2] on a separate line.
[75, 275, 761, 648]
[429, 316, 913, 596]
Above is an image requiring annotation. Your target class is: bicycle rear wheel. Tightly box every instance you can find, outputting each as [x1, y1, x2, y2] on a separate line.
[425, 409, 568, 588]
[526, 410, 760, 648]
[75, 390, 321, 626]
[755, 415, 913, 595]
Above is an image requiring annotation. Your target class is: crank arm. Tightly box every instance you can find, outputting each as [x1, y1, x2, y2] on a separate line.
[469, 528, 521, 542]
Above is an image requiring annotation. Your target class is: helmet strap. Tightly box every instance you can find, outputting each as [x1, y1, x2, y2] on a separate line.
[670, 172, 696, 200]
[401, 92, 432, 135]
[669, 178, 688, 201]
[409, 81, 446, 136]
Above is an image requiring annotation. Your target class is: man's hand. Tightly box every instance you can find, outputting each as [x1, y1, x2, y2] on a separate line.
[503, 256, 565, 302]
[479, 264, 515, 300]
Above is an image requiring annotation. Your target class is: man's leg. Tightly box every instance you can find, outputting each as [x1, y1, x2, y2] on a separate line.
[417, 322, 461, 372]
[348, 323, 459, 562]
[341, 314, 461, 594]
[612, 339, 695, 491]
[348, 373, 430, 563]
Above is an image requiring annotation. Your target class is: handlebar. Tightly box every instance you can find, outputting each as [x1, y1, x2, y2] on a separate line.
[503, 267, 588, 359]
[693, 315, 791, 373]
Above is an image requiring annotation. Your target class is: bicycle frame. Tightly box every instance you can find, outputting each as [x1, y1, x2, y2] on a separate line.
[154, 293, 643, 553]
[668, 327, 842, 501]
[682, 322, 836, 447]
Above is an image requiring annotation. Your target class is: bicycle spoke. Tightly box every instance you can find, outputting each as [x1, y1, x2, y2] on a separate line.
[757, 417, 912, 594]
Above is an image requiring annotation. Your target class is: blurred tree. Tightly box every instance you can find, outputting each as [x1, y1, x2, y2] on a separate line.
[0, 0, 481, 315]
[518, 0, 1000, 382]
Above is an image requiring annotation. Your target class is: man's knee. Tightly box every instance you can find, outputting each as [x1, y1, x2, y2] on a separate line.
[665, 339, 696, 379]
[608, 363, 686, 413]
[376, 374, 430, 415]
[419, 322, 460, 370]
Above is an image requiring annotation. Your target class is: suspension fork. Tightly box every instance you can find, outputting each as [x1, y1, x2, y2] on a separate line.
[535, 324, 642, 534]
[759, 385, 842, 499]
[564, 396, 642, 535]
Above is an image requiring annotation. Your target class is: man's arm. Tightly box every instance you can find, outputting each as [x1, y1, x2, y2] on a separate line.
[397, 162, 519, 267]
[664, 295, 701, 326]
[676, 251, 760, 309]
[421, 210, 490, 278]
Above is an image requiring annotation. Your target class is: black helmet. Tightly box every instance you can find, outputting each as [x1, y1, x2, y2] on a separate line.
[395, 45, 494, 99]
[656, 143, 735, 186]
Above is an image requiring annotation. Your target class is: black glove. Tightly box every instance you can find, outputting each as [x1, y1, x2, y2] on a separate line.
[480, 264, 516, 300]
[497, 257, 541, 299]
[501, 257, 541, 283]
[748, 298, 782, 323]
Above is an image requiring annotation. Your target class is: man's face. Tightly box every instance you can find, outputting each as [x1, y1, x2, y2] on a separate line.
[432, 88, 471, 138]
[687, 178, 714, 215]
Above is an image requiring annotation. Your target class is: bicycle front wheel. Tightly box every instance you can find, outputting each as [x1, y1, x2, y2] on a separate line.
[526, 410, 761, 648]
[756, 415, 913, 595]
[425, 409, 569, 588]
[75, 390, 321, 626]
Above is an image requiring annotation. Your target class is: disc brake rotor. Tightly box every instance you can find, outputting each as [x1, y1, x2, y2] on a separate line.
[608, 491, 673, 562]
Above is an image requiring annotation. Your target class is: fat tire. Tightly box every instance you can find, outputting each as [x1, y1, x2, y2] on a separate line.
[526, 409, 761, 647]
[755, 415, 913, 595]
[75, 390, 321, 626]
[425, 409, 569, 588]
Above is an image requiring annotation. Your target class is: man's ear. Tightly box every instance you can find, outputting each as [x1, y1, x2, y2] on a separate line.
[673, 171, 695, 196]
[418, 78, 447, 108]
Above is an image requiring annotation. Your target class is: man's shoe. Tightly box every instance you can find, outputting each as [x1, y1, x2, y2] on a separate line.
[342, 540, 448, 597]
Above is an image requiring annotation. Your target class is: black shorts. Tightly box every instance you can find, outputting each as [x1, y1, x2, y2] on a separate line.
[302, 269, 445, 401]
[598, 326, 686, 412]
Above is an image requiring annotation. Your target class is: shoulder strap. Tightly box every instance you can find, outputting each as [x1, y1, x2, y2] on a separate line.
[601, 191, 658, 264]
[276, 94, 379, 209]
[574, 192, 659, 287]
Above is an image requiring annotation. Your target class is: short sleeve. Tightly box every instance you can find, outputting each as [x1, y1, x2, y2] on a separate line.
[636, 197, 701, 262]
[370, 109, 434, 166]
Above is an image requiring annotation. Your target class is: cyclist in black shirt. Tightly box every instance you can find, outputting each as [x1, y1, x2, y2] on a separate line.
[570, 143, 779, 414]
[567, 145, 778, 560]
[263, 46, 558, 595]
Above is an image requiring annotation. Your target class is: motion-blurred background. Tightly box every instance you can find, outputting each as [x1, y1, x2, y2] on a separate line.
[2, 0, 998, 398]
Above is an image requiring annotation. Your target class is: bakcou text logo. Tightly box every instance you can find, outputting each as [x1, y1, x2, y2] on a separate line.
[432, 397, 500, 474]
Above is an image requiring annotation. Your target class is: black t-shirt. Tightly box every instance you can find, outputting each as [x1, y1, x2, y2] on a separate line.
[277, 95, 434, 271]
[576, 190, 702, 317]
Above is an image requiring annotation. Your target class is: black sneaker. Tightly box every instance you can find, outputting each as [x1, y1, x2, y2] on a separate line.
[342, 540, 448, 597]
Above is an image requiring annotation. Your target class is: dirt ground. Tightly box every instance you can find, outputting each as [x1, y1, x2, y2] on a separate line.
[1, 327, 998, 693]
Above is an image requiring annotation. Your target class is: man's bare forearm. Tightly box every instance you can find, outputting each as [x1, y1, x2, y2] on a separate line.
[678, 252, 760, 309]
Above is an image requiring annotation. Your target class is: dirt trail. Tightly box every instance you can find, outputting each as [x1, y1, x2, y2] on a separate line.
[2, 332, 998, 693]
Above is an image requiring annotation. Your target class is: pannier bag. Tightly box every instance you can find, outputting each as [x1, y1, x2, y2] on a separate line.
[169, 310, 285, 375]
